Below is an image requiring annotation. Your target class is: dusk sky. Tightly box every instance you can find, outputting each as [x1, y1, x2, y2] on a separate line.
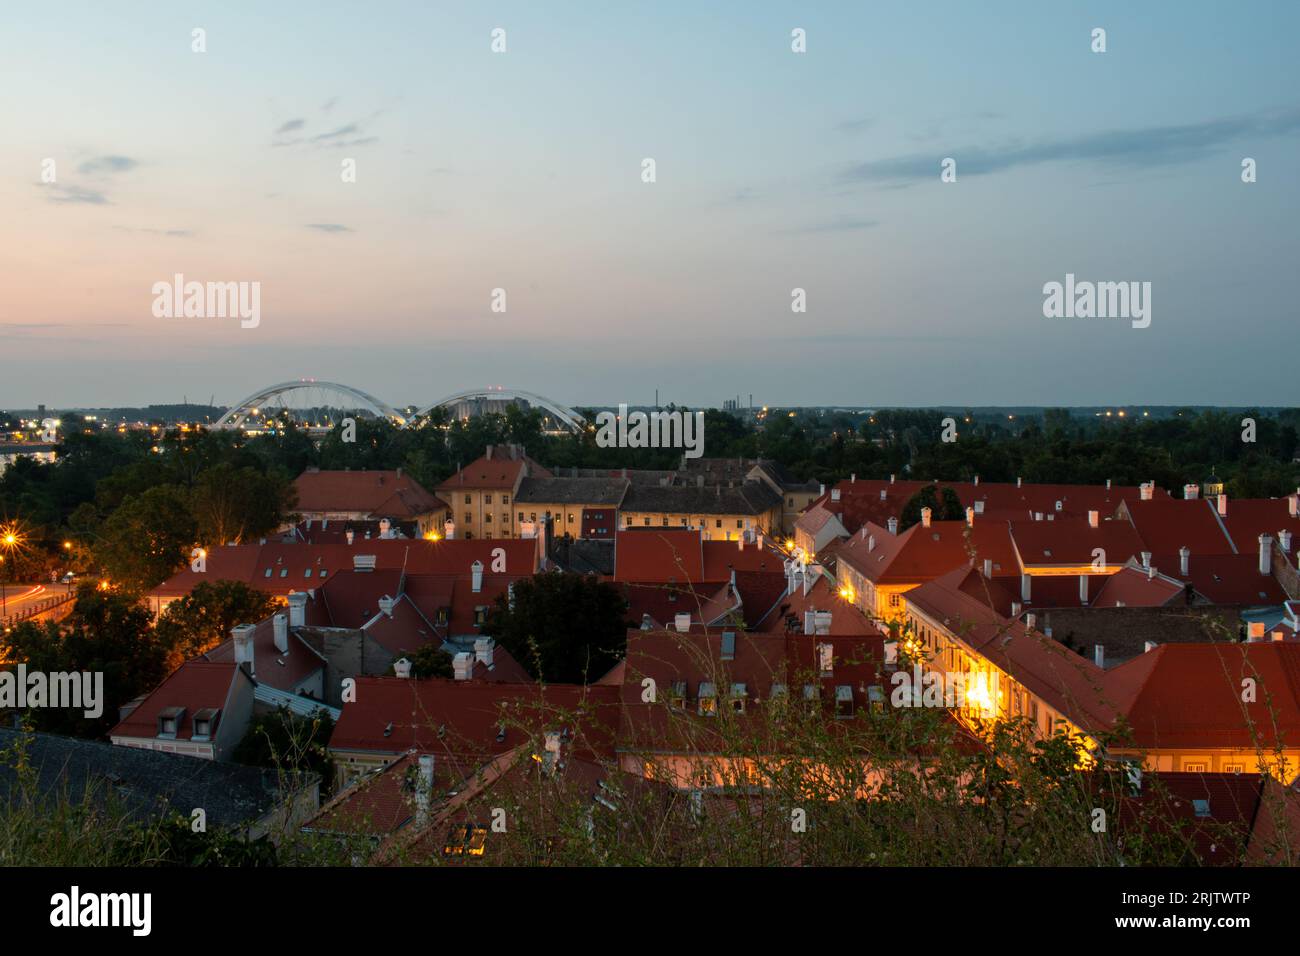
[2, 1, 1298, 410]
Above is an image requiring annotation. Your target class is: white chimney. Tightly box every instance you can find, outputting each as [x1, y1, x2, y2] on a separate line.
[453, 651, 474, 679]
[416, 754, 435, 824]
[868, 534, 876, 552]
[272, 613, 288, 654]
[890, 474, 896, 484]
[379, 517, 392, 538]
[1218, 493, 1228, 517]
[1259, 534, 1273, 576]
[1087, 510, 1099, 529]
[1280, 530, 1293, 554]
[983, 558, 993, 579]
[1290, 495, 1299, 518]
[830, 488, 841, 502]
[1020, 573, 1031, 602]
[1139, 482, 1153, 501]
[1106, 479, 1112, 490]
[973, 475, 980, 486]
[1025, 612, 1037, 631]
[1093, 644, 1105, 669]
[850, 474, 856, 483]
[378, 594, 395, 617]
[966, 506, 975, 527]
[921, 507, 932, 528]
[287, 591, 307, 628]
[1183, 484, 1199, 500]
[888, 517, 899, 535]
[394, 657, 412, 678]
[1144, 640, 1158, 653]
[1016, 476, 1023, 488]
[232, 623, 256, 676]
[1079, 574, 1089, 605]
[804, 611, 816, 636]
[1140, 551, 1151, 569]
[1147, 564, 1155, 581]
[819, 483, 825, 496]
[1010, 600, 1022, 617]
[345, 528, 355, 545]
[674, 612, 691, 633]
[879, 489, 887, 501]
[471, 559, 484, 593]
[474, 637, 494, 669]
[737, 534, 745, 551]
[1248, 622, 1265, 643]
[1179, 547, 1190, 576]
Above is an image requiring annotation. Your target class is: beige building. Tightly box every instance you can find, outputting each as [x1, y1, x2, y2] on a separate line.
[436, 445, 551, 540]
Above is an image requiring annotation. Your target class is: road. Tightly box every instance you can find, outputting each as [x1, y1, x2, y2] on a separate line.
[0, 583, 65, 619]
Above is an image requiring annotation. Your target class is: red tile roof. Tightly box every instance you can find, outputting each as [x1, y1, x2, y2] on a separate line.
[293, 469, 444, 518]
[1091, 566, 1185, 608]
[436, 450, 551, 491]
[1122, 498, 1236, 556]
[837, 519, 1017, 585]
[1150, 552, 1286, 606]
[1009, 517, 1145, 570]
[204, 617, 325, 693]
[614, 529, 704, 582]
[110, 661, 237, 742]
[1106, 642, 1300, 750]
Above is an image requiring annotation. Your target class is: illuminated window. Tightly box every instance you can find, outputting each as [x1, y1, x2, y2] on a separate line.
[669, 680, 687, 711]
[442, 823, 488, 857]
[698, 682, 718, 716]
[835, 685, 854, 718]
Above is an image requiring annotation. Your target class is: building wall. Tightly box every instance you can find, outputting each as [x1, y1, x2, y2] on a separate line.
[619, 507, 780, 540]
[441, 486, 519, 540]
[515, 500, 612, 539]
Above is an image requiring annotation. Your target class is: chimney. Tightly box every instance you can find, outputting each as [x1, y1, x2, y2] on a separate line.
[1183, 483, 1199, 500]
[867, 534, 876, 552]
[1144, 640, 1158, 653]
[1079, 574, 1089, 605]
[983, 558, 993, 579]
[345, 529, 355, 545]
[474, 637, 494, 669]
[416, 754, 435, 825]
[1020, 573, 1031, 602]
[888, 517, 899, 535]
[879, 489, 887, 501]
[453, 651, 474, 679]
[830, 488, 841, 502]
[444, 518, 455, 540]
[1055, 500, 1063, 512]
[1259, 534, 1273, 576]
[921, 507, 932, 528]
[272, 613, 288, 654]
[850, 474, 856, 483]
[674, 612, 691, 633]
[1248, 622, 1265, 643]
[471, 559, 484, 593]
[1218, 493, 1228, 517]
[1093, 644, 1105, 669]
[973, 475, 980, 486]
[1025, 612, 1036, 631]
[287, 591, 307, 628]
[378, 595, 395, 617]
[1280, 530, 1293, 554]
[1106, 479, 1112, 490]
[485, 445, 494, 460]
[804, 611, 816, 636]
[966, 506, 975, 528]
[1087, 510, 1099, 529]
[1291, 495, 1299, 518]
[890, 474, 896, 484]
[1139, 482, 1153, 501]
[232, 624, 255, 676]
[394, 657, 412, 678]
[1140, 551, 1151, 570]
[379, 517, 392, 538]
[1010, 600, 1022, 617]
[1147, 564, 1155, 581]
[819, 483, 825, 496]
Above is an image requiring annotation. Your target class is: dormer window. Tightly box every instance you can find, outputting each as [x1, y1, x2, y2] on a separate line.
[669, 680, 687, 712]
[720, 631, 736, 661]
[697, 682, 718, 716]
[191, 707, 220, 741]
[730, 683, 747, 713]
[835, 685, 854, 718]
[157, 706, 185, 739]
[474, 606, 488, 627]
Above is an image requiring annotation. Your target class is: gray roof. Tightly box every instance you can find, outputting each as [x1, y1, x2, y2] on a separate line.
[515, 476, 629, 506]
[620, 481, 782, 516]
[0, 727, 300, 829]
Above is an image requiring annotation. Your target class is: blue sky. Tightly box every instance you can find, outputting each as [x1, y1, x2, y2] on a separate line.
[1, 1, 1297, 409]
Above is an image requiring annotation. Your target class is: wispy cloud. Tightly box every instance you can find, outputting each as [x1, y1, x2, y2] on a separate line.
[77, 155, 139, 176]
[778, 217, 879, 235]
[272, 107, 382, 149]
[842, 105, 1300, 184]
[305, 223, 352, 233]
[114, 226, 194, 238]
[44, 184, 110, 205]
[275, 118, 305, 135]
[835, 118, 874, 135]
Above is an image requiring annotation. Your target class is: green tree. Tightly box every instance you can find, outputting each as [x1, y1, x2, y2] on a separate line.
[95, 485, 197, 592]
[154, 579, 278, 668]
[482, 573, 627, 683]
[189, 462, 297, 546]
